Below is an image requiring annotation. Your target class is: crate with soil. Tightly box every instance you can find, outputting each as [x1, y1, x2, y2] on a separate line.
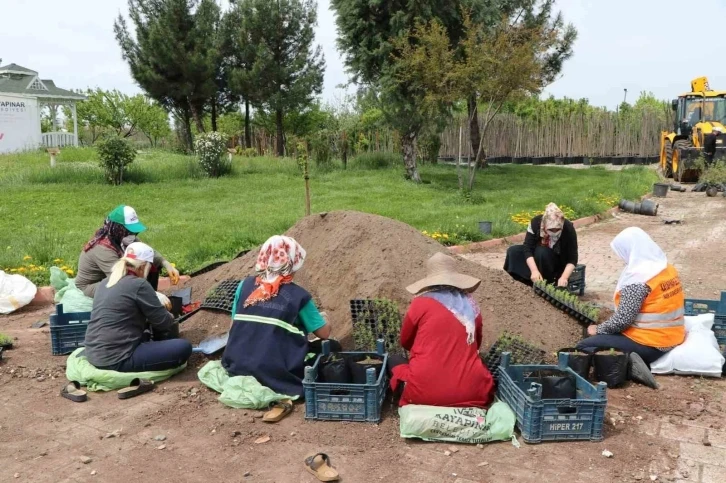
[533, 281, 600, 326]
[481, 332, 547, 384]
[497, 352, 608, 443]
[303, 339, 389, 423]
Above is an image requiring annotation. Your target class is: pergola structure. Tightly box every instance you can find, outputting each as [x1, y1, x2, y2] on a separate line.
[0, 62, 85, 153]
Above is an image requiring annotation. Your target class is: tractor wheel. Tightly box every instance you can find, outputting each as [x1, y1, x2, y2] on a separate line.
[673, 139, 693, 183]
[663, 142, 674, 178]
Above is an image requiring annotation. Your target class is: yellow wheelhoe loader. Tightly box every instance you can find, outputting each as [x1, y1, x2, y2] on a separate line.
[660, 76, 726, 182]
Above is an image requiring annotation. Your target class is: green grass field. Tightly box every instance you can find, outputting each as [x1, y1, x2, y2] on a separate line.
[0, 148, 657, 285]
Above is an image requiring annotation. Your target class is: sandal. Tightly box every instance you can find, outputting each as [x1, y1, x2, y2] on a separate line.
[304, 453, 340, 482]
[60, 381, 87, 403]
[117, 378, 155, 400]
[262, 399, 293, 423]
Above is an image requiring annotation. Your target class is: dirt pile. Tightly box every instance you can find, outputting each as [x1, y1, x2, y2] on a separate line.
[179, 211, 582, 351]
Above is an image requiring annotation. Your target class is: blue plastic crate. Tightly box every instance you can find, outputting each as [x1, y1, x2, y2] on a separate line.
[303, 339, 388, 423]
[684, 295, 726, 346]
[497, 352, 607, 444]
[49, 304, 91, 356]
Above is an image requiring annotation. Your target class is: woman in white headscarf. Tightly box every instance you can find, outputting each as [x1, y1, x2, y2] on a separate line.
[504, 203, 579, 287]
[221, 235, 337, 404]
[577, 227, 686, 388]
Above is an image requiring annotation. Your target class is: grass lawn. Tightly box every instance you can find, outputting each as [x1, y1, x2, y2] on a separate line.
[0, 148, 657, 285]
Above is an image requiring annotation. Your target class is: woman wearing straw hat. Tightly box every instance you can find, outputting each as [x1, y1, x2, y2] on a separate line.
[389, 252, 495, 408]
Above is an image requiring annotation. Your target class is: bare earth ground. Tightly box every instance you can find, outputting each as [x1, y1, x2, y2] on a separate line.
[1, 194, 725, 482]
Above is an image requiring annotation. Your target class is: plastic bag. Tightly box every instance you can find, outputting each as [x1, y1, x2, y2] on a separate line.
[651, 314, 725, 377]
[320, 354, 351, 384]
[398, 400, 516, 444]
[49, 267, 93, 313]
[593, 350, 629, 388]
[0, 270, 37, 314]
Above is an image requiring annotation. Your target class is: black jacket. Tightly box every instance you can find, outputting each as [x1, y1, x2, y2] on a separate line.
[522, 215, 578, 266]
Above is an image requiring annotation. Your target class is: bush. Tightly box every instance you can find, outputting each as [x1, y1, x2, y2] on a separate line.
[195, 132, 230, 177]
[236, 147, 258, 158]
[309, 130, 333, 168]
[97, 137, 136, 185]
[350, 152, 401, 170]
[698, 159, 726, 186]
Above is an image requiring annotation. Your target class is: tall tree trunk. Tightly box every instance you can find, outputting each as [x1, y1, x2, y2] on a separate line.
[244, 100, 252, 149]
[190, 102, 205, 134]
[275, 108, 284, 157]
[401, 129, 421, 183]
[467, 94, 485, 169]
[211, 98, 218, 132]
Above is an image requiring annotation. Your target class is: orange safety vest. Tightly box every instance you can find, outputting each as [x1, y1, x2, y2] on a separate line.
[615, 264, 686, 348]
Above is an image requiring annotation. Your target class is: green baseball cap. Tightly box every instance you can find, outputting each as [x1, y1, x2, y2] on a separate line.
[107, 205, 147, 233]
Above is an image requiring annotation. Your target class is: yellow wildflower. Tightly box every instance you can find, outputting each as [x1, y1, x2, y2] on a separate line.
[17, 267, 26, 273]
[23, 255, 32, 261]
[53, 258, 63, 263]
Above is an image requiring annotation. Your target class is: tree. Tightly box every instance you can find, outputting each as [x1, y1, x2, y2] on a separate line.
[392, 5, 576, 189]
[134, 97, 172, 147]
[235, 0, 325, 156]
[331, 0, 459, 182]
[114, 0, 221, 151]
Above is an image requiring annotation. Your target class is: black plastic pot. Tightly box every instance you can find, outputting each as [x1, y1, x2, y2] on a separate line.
[559, 348, 592, 379]
[611, 157, 626, 166]
[653, 183, 669, 198]
[593, 350, 629, 388]
[0, 342, 13, 350]
[170, 296, 183, 318]
[535, 370, 577, 399]
[320, 354, 352, 384]
[349, 355, 384, 384]
[513, 157, 526, 165]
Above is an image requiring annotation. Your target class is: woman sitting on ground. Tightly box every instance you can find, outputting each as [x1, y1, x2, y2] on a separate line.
[84, 242, 192, 372]
[76, 205, 180, 298]
[389, 252, 494, 407]
[221, 235, 337, 399]
[504, 203, 578, 287]
[577, 227, 686, 389]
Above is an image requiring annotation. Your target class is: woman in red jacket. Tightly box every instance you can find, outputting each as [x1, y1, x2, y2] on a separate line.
[389, 252, 495, 408]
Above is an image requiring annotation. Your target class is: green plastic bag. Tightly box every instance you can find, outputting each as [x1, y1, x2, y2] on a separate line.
[198, 360, 298, 409]
[65, 348, 186, 392]
[50, 267, 93, 313]
[398, 400, 516, 444]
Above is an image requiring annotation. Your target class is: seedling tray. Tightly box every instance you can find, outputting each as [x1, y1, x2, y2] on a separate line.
[303, 339, 388, 422]
[200, 279, 242, 313]
[534, 283, 599, 326]
[481, 333, 547, 384]
[497, 352, 607, 444]
[350, 299, 406, 356]
[189, 261, 227, 278]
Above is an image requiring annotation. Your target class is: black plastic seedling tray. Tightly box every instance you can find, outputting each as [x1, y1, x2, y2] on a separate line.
[200, 279, 242, 313]
[481, 333, 547, 385]
[533, 285, 598, 326]
[349, 299, 405, 356]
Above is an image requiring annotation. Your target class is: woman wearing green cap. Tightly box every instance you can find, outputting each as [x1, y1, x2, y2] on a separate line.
[75, 205, 180, 298]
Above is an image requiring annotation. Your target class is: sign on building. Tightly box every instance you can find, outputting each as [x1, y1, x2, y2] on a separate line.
[0, 94, 40, 153]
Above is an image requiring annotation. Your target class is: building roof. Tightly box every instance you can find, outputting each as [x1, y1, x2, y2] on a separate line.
[0, 63, 85, 101]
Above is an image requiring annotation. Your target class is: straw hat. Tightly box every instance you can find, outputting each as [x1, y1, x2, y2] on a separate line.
[406, 252, 481, 295]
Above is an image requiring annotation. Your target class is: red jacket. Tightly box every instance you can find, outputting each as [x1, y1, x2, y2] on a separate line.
[390, 297, 494, 407]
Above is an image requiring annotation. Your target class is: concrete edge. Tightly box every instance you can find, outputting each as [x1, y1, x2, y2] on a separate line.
[448, 206, 620, 255]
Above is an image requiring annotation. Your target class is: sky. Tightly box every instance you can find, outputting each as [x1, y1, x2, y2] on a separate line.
[2, 0, 725, 110]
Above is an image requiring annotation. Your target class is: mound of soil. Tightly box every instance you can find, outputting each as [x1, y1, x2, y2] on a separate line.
[178, 211, 582, 351]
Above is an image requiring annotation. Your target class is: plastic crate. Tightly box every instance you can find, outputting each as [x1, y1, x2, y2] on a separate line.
[200, 279, 241, 313]
[303, 339, 388, 423]
[497, 352, 607, 444]
[481, 333, 547, 385]
[684, 296, 726, 346]
[567, 265, 586, 296]
[349, 299, 405, 356]
[49, 304, 91, 356]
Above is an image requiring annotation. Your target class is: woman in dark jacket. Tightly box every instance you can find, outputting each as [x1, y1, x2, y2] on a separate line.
[504, 203, 578, 287]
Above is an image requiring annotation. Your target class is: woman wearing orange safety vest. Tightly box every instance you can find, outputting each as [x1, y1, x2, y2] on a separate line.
[577, 227, 686, 388]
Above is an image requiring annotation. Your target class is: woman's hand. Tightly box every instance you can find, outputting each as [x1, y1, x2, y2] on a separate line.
[530, 270, 543, 283]
[163, 261, 180, 285]
[587, 324, 598, 336]
[156, 292, 172, 311]
[557, 276, 569, 288]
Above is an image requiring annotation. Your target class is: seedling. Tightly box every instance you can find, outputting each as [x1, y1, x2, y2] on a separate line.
[0, 332, 13, 347]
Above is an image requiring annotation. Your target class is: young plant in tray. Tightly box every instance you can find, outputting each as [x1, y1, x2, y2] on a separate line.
[0, 332, 13, 348]
[352, 298, 406, 356]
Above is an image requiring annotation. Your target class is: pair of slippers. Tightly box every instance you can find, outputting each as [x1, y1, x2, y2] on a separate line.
[60, 378, 155, 403]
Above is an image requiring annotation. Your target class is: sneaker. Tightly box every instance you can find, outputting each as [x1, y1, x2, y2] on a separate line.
[628, 353, 659, 389]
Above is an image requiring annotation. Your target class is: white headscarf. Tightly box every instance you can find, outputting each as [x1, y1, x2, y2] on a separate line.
[611, 227, 668, 295]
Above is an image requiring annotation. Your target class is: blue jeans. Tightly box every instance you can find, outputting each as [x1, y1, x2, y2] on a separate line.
[103, 339, 193, 373]
[576, 334, 666, 365]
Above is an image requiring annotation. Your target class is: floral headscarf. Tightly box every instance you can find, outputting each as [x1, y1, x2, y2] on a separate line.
[540, 203, 565, 249]
[83, 219, 131, 256]
[244, 235, 306, 307]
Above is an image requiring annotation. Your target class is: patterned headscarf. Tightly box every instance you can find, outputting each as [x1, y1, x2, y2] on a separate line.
[244, 235, 306, 307]
[540, 203, 565, 249]
[83, 219, 132, 256]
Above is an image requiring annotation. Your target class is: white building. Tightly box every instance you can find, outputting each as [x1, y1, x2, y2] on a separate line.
[0, 62, 85, 154]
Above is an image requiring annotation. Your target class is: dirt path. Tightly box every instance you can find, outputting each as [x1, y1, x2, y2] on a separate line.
[1, 194, 725, 482]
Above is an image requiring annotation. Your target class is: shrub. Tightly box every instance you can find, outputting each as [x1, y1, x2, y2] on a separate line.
[97, 137, 136, 185]
[195, 131, 230, 177]
[235, 147, 257, 158]
[350, 152, 401, 170]
[698, 159, 726, 186]
[308, 130, 333, 168]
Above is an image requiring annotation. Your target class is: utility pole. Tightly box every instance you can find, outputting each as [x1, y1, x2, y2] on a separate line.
[623, 88, 628, 104]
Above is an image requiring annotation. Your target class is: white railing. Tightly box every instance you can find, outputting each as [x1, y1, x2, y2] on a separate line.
[41, 132, 77, 148]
